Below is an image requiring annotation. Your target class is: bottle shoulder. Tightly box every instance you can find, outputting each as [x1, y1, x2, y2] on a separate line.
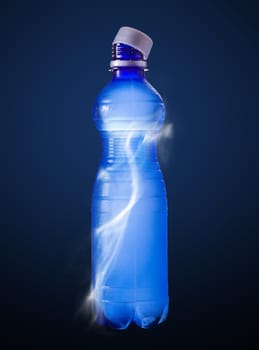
[93, 77, 165, 131]
[95, 77, 164, 106]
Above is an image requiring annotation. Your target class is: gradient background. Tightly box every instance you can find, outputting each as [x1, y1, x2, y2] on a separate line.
[1, 0, 259, 346]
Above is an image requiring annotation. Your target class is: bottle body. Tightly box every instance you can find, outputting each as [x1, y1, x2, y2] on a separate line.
[91, 68, 168, 329]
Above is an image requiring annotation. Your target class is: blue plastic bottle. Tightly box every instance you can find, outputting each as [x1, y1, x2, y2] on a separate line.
[91, 27, 168, 329]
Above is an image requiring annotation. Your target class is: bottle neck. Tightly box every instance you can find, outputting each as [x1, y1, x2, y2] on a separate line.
[110, 43, 148, 73]
[112, 67, 145, 80]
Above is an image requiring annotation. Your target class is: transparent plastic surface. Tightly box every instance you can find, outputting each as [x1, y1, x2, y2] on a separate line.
[91, 67, 168, 329]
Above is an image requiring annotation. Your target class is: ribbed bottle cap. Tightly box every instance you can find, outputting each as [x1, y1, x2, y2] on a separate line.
[112, 26, 153, 60]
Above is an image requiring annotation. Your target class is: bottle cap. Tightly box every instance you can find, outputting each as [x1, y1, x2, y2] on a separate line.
[112, 26, 153, 60]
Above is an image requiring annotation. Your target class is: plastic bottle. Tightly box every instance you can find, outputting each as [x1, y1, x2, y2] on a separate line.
[91, 27, 168, 329]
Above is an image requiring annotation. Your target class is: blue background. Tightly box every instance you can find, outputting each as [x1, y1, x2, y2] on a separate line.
[1, 0, 259, 346]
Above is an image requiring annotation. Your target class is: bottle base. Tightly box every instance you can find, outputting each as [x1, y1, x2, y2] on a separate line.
[94, 299, 168, 330]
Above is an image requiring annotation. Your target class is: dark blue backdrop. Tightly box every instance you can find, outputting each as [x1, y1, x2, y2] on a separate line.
[1, 0, 259, 346]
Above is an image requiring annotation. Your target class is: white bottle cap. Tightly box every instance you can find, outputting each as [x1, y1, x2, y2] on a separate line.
[112, 26, 153, 60]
